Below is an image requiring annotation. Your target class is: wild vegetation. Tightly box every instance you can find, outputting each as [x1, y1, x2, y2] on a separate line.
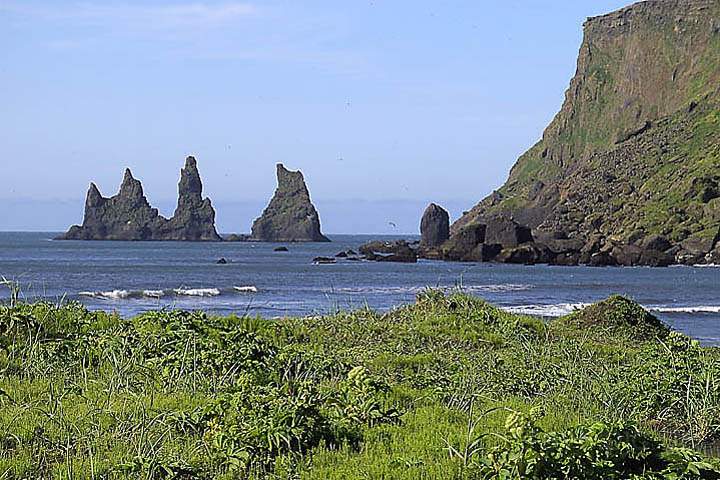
[0, 285, 719, 479]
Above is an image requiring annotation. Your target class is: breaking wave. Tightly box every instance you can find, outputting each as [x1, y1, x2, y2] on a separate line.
[502, 303, 592, 317]
[649, 305, 720, 314]
[333, 284, 532, 295]
[234, 286, 259, 293]
[78, 286, 258, 300]
[503, 303, 720, 317]
[172, 288, 221, 297]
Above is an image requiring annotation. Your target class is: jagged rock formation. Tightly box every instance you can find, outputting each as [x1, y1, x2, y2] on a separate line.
[250, 164, 330, 242]
[439, 0, 720, 266]
[420, 203, 450, 247]
[163, 157, 221, 241]
[58, 157, 221, 241]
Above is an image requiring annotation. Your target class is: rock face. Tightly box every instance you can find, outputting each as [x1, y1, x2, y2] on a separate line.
[437, 0, 720, 266]
[250, 164, 330, 242]
[58, 157, 221, 241]
[420, 203, 450, 247]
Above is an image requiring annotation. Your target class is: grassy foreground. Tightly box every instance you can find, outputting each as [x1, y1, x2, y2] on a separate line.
[0, 291, 719, 479]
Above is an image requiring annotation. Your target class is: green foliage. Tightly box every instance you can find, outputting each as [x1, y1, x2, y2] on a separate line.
[0, 291, 718, 478]
[476, 409, 720, 479]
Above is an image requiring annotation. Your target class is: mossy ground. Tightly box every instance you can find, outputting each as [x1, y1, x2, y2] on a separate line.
[0, 291, 719, 479]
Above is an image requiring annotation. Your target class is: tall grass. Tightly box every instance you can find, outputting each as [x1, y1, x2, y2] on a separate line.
[0, 291, 718, 478]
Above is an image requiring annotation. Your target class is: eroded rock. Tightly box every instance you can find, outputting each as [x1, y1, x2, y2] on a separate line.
[250, 164, 330, 242]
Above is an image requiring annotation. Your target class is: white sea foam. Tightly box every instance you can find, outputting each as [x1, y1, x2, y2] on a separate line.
[649, 305, 720, 314]
[173, 288, 221, 297]
[463, 284, 532, 293]
[334, 284, 532, 295]
[502, 303, 592, 317]
[502, 302, 720, 317]
[143, 290, 165, 298]
[693, 263, 720, 268]
[79, 289, 131, 299]
[234, 286, 258, 293]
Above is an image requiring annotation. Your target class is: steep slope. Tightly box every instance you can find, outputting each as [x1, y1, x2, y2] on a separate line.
[444, 0, 720, 265]
[454, 0, 720, 235]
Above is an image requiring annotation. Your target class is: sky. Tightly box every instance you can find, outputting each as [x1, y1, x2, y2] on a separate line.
[0, 0, 632, 234]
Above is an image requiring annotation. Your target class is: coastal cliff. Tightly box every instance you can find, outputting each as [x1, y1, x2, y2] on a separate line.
[442, 0, 720, 266]
[58, 156, 221, 241]
[250, 164, 330, 242]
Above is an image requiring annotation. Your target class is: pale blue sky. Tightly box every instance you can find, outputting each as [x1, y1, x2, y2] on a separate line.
[0, 0, 631, 233]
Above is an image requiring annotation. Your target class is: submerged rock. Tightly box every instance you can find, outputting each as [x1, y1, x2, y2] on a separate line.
[250, 164, 330, 242]
[274, 246, 289, 252]
[312, 256, 336, 264]
[58, 157, 221, 241]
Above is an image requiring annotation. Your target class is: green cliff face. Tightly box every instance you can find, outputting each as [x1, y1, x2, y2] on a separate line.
[454, 0, 720, 246]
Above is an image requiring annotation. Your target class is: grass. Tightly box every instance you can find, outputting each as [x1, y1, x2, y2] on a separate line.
[0, 290, 719, 478]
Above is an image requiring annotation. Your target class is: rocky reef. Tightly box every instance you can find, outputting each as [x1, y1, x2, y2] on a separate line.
[435, 0, 720, 266]
[58, 157, 221, 241]
[250, 164, 330, 242]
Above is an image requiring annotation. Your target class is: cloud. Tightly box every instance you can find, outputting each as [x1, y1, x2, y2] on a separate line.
[1, 2, 258, 30]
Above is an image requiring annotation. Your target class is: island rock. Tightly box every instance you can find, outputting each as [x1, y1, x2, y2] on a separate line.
[58, 156, 221, 241]
[420, 203, 450, 248]
[250, 164, 330, 242]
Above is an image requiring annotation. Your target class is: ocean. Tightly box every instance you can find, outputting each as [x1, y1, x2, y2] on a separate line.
[2, 232, 720, 344]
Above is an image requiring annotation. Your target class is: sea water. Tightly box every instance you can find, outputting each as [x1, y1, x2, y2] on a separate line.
[1, 232, 720, 344]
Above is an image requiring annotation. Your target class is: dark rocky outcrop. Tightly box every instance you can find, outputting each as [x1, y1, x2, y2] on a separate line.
[225, 234, 251, 242]
[250, 164, 330, 242]
[58, 157, 221, 241]
[359, 240, 418, 263]
[484, 216, 533, 248]
[420, 203, 450, 248]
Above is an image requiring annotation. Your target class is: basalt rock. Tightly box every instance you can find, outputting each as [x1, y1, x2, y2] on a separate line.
[496, 243, 553, 265]
[438, 224, 487, 261]
[250, 164, 330, 242]
[58, 157, 221, 241]
[484, 216, 533, 248]
[163, 157, 221, 241]
[359, 240, 418, 263]
[420, 203, 450, 247]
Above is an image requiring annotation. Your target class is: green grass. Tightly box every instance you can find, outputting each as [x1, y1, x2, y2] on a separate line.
[0, 290, 719, 478]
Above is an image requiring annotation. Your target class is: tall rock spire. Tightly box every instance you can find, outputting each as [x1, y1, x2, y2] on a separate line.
[58, 157, 221, 241]
[250, 164, 330, 242]
[167, 156, 221, 241]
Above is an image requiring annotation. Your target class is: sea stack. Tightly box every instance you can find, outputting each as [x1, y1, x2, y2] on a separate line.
[163, 157, 222, 241]
[58, 156, 221, 241]
[250, 164, 330, 242]
[420, 203, 449, 247]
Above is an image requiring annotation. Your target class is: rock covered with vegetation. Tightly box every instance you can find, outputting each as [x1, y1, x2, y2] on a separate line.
[442, 0, 720, 266]
[1, 289, 719, 478]
[58, 156, 221, 241]
[250, 164, 330, 242]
